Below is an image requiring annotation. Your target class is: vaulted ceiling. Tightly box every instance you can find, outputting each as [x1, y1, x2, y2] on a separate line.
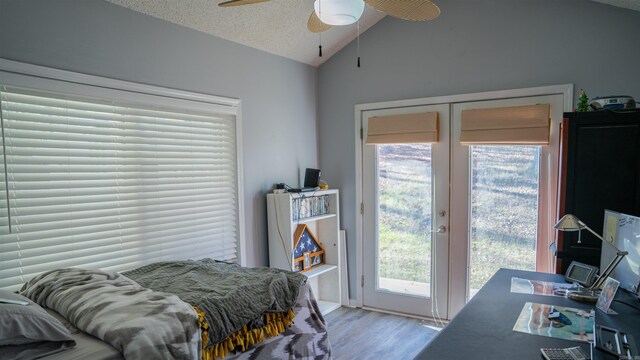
[106, 0, 640, 67]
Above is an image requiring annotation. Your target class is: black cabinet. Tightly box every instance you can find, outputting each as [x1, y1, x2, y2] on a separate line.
[556, 109, 640, 273]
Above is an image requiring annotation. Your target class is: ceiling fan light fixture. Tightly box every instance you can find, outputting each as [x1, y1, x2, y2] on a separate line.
[313, 0, 365, 26]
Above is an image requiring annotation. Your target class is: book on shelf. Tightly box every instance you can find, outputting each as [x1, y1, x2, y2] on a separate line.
[292, 195, 330, 221]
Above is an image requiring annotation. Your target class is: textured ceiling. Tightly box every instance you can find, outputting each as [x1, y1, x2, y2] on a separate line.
[105, 0, 640, 67]
[105, 0, 385, 67]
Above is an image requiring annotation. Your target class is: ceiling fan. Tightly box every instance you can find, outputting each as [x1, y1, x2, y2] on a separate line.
[218, 0, 441, 33]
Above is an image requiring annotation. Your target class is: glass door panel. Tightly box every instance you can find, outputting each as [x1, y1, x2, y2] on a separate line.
[468, 145, 540, 298]
[377, 144, 432, 297]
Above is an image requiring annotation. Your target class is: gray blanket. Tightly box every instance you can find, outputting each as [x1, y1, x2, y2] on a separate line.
[19, 268, 201, 360]
[123, 259, 307, 349]
[227, 283, 332, 359]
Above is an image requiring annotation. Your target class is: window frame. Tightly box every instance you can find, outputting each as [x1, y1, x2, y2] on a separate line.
[0, 58, 246, 286]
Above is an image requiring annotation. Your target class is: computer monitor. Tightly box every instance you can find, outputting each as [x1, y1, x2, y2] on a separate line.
[601, 210, 640, 294]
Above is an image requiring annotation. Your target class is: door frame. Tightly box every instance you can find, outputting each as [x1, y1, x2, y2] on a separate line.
[361, 104, 451, 318]
[354, 84, 573, 316]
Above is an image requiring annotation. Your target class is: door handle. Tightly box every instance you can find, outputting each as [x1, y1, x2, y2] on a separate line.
[436, 225, 447, 233]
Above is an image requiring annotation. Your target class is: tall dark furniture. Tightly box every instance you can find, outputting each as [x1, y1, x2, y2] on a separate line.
[556, 109, 640, 274]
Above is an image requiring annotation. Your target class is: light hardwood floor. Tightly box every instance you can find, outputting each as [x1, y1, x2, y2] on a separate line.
[324, 307, 441, 360]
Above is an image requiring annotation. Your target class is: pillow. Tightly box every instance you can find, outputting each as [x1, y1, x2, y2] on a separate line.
[0, 290, 76, 360]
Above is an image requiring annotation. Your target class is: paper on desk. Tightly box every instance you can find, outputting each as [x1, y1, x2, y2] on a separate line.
[513, 302, 594, 342]
[605, 214, 618, 244]
[510, 277, 573, 297]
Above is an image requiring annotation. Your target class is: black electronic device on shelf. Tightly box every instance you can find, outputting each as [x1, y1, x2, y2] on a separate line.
[287, 168, 321, 193]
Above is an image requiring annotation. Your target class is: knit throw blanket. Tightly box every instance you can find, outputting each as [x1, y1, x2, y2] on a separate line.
[20, 268, 201, 360]
[123, 259, 307, 359]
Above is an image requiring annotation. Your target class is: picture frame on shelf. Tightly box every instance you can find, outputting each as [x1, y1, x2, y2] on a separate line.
[292, 224, 325, 272]
[304, 252, 311, 269]
[596, 277, 620, 314]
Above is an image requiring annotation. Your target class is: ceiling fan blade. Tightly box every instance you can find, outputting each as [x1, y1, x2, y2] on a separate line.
[307, 11, 332, 33]
[365, 0, 440, 21]
[218, 0, 272, 7]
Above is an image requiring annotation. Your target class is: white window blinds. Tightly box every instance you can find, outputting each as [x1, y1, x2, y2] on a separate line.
[0, 85, 239, 290]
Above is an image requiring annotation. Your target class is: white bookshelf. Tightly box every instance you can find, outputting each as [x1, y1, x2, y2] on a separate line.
[267, 189, 342, 315]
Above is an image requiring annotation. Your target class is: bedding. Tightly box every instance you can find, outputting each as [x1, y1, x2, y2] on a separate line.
[41, 309, 122, 360]
[13, 261, 332, 360]
[35, 283, 331, 360]
[0, 290, 76, 360]
[19, 268, 201, 360]
[122, 259, 307, 359]
[226, 283, 331, 359]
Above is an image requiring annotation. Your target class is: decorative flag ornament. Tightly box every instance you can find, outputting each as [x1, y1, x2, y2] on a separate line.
[292, 224, 325, 272]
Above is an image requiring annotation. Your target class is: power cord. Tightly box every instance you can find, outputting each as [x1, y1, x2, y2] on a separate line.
[273, 196, 292, 270]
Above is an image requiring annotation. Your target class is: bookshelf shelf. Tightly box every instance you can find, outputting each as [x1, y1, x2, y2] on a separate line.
[297, 213, 336, 224]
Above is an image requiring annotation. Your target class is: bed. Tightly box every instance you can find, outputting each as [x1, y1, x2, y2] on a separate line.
[0, 259, 331, 360]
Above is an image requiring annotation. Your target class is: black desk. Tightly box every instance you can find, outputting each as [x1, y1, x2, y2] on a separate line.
[415, 269, 640, 360]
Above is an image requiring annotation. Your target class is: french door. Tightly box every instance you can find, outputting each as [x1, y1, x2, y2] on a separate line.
[362, 104, 450, 319]
[360, 92, 564, 319]
[448, 94, 563, 315]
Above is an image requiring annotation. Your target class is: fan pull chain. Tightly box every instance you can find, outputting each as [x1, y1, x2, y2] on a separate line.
[357, 20, 360, 67]
[318, 0, 322, 57]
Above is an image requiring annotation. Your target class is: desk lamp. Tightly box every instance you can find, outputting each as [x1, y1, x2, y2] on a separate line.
[555, 214, 628, 302]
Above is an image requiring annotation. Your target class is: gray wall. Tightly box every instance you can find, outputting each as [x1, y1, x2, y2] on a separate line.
[0, 0, 318, 267]
[317, 0, 640, 298]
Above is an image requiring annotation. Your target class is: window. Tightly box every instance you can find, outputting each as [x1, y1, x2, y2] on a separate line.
[468, 145, 540, 297]
[0, 61, 242, 290]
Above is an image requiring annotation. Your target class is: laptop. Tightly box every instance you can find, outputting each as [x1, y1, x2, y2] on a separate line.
[288, 168, 320, 193]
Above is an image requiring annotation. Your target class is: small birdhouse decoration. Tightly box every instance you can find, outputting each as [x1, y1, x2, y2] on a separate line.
[292, 224, 325, 272]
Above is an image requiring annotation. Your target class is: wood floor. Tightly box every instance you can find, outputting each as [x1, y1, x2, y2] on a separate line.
[324, 307, 441, 360]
